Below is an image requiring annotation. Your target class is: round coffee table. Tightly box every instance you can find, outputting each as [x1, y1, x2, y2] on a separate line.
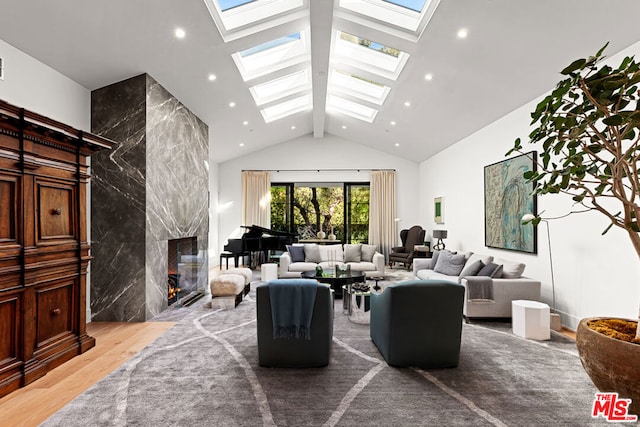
[301, 270, 365, 299]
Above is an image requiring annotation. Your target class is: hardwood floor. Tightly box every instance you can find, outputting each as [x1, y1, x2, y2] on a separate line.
[0, 321, 175, 427]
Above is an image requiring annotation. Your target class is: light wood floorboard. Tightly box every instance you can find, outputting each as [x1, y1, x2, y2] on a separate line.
[0, 321, 174, 427]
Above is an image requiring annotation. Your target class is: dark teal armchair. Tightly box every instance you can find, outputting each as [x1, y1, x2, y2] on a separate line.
[257, 279, 333, 368]
[370, 279, 464, 368]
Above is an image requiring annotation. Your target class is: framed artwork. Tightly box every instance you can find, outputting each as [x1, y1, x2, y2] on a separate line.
[434, 197, 444, 224]
[484, 151, 537, 253]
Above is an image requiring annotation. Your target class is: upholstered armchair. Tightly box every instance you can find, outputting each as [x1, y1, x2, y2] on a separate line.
[370, 279, 465, 368]
[388, 225, 426, 269]
[256, 279, 334, 368]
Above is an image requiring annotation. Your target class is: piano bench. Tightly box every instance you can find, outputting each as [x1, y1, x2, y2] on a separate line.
[220, 252, 241, 269]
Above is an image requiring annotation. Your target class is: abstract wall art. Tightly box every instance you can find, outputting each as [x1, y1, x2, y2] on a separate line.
[484, 151, 537, 253]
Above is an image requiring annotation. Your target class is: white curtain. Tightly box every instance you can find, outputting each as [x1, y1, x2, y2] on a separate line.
[368, 170, 397, 262]
[241, 171, 271, 227]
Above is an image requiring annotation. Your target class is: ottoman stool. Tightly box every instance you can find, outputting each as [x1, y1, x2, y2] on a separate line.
[261, 263, 278, 283]
[225, 267, 253, 295]
[210, 274, 245, 308]
[512, 300, 550, 340]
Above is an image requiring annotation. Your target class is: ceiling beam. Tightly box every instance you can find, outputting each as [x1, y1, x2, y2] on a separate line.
[310, 0, 335, 138]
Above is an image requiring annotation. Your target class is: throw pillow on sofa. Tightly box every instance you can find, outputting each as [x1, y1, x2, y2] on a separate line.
[304, 244, 322, 263]
[477, 262, 503, 278]
[429, 250, 441, 269]
[361, 244, 377, 262]
[459, 259, 484, 277]
[286, 245, 305, 263]
[344, 244, 362, 262]
[493, 258, 525, 278]
[433, 250, 466, 276]
[319, 245, 344, 262]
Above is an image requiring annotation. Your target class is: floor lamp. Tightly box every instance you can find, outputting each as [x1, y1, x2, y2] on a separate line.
[522, 214, 562, 332]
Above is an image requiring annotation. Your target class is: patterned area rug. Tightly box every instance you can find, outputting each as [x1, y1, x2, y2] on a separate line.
[42, 270, 610, 426]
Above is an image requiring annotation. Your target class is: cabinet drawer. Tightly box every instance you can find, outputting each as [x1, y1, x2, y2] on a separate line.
[35, 280, 75, 348]
[35, 179, 76, 244]
[0, 291, 22, 368]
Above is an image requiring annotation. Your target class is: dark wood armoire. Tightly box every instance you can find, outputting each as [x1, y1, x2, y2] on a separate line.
[0, 99, 115, 397]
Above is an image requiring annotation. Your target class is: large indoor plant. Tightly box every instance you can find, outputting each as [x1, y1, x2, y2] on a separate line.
[508, 43, 640, 414]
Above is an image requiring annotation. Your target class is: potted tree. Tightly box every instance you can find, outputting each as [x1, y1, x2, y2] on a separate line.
[508, 43, 640, 415]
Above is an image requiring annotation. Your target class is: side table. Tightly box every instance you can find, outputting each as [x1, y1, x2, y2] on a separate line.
[512, 300, 550, 340]
[343, 284, 373, 324]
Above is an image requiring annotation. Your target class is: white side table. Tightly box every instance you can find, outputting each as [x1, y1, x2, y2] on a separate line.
[512, 300, 550, 340]
[261, 263, 278, 282]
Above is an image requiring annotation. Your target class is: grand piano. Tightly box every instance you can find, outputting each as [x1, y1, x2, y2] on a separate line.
[223, 225, 298, 268]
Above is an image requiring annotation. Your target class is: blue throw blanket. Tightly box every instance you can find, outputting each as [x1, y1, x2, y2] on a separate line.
[268, 279, 318, 340]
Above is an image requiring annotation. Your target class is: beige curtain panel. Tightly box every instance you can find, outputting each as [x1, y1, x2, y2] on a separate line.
[241, 171, 271, 227]
[368, 170, 397, 262]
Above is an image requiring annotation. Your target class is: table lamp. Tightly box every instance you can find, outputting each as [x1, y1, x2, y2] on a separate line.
[432, 229, 447, 251]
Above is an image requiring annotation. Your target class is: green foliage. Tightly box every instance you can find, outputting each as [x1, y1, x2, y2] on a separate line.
[270, 184, 370, 243]
[508, 44, 640, 252]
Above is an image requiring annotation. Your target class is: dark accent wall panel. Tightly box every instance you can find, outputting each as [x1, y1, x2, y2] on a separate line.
[91, 74, 208, 321]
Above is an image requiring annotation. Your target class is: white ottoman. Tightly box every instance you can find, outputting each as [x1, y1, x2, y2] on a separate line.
[512, 300, 550, 340]
[261, 263, 278, 282]
[225, 267, 253, 295]
[210, 274, 246, 308]
[225, 267, 252, 285]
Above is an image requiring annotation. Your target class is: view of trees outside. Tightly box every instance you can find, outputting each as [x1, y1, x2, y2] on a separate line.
[270, 183, 370, 243]
[347, 185, 370, 244]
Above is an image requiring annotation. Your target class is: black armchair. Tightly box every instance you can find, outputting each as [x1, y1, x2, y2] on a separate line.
[257, 279, 334, 368]
[370, 279, 465, 368]
[388, 225, 426, 269]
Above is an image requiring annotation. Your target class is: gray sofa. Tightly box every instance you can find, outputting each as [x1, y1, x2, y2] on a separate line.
[413, 250, 541, 319]
[279, 243, 385, 278]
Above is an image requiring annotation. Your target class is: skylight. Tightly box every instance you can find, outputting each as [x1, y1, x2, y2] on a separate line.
[260, 94, 312, 123]
[232, 31, 310, 81]
[240, 33, 301, 57]
[329, 70, 390, 105]
[338, 0, 441, 35]
[218, 0, 255, 11]
[249, 69, 311, 106]
[327, 94, 378, 123]
[210, 0, 304, 32]
[383, 0, 427, 13]
[333, 31, 409, 80]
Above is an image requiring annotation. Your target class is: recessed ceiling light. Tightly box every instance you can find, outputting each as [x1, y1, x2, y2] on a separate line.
[457, 28, 468, 39]
[342, 125, 347, 129]
[424, 73, 433, 80]
[390, 121, 396, 126]
[229, 101, 236, 108]
[175, 28, 186, 39]
[239, 143, 245, 147]
[243, 120, 249, 126]
[208, 74, 217, 81]
[291, 125, 296, 130]
[404, 101, 411, 107]
[395, 143, 400, 147]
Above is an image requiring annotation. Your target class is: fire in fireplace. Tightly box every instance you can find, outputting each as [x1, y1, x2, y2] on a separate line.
[167, 236, 198, 306]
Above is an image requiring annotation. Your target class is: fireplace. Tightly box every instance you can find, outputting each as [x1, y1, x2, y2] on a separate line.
[168, 237, 205, 306]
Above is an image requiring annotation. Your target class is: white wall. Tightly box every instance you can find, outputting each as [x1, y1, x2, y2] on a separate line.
[217, 134, 420, 258]
[0, 37, 95, 319]
[0, 38, 89, 129]
[419, 41, 640, 330]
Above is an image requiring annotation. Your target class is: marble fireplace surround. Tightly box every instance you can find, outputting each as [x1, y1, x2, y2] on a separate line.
[90, 74, 209, 322]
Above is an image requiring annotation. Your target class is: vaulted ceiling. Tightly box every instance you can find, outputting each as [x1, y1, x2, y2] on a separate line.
[1, 0, 640, 163]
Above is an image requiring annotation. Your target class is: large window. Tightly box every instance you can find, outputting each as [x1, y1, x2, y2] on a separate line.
[270, 182, 369, 243]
